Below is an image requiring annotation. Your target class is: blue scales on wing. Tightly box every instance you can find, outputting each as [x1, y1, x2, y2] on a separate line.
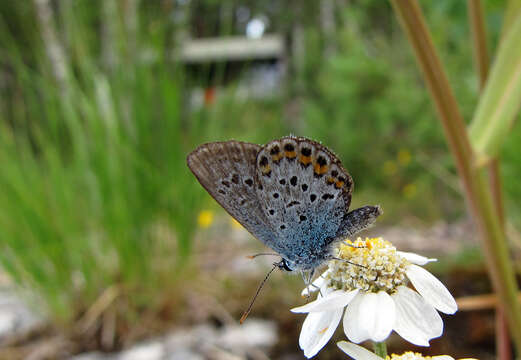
[254, 136, 354, 271]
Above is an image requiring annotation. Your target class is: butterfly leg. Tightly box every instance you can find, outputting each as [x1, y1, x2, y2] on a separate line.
[300, 269, 316, 301]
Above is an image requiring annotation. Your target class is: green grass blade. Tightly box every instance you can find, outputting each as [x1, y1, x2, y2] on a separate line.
[468, 12, 521, 163]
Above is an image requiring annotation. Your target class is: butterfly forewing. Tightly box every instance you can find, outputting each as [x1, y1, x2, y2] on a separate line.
[254, 136, 353, 269]
[187, 141, 277, 246]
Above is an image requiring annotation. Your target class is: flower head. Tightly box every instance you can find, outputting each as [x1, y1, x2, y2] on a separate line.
[197, 210, 214, 228]
[291, 237, 458, 358]
[337, 341, 475, 360]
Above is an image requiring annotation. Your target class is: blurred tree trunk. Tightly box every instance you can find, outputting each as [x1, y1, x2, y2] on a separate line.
[101, 0, 118, 72]
[287, 6, 305, 132]
[123, 0, 139, 58]
[320, 0, 337, 59]
[33, 0, 69, 92]
[171, 0, 190, 62]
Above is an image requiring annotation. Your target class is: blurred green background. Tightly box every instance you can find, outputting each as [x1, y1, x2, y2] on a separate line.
[0, 0, 520, 358]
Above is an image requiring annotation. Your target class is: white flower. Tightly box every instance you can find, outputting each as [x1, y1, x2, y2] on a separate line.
[337, 341, 473, 360]
[291, 237, 458, 358]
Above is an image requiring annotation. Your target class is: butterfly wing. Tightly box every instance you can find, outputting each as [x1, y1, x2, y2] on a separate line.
[187, 141, 278, 247]
[254, 136, 353, 269]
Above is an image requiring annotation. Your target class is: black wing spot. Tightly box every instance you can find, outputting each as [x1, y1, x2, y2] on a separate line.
[279, 179, 286, 185]
[338, 176, 346, 183]
[322, 193, 334, 200]
[280, 224, 286, 230]
[290, 176, 298, 186]
[284, 143, 295, 152]
[221, 181, 230, 188]
[245, 178, 253, 187]
[317, 156, 327, 166]
[331, 170, 338, 177]
[300, 215, 307, 221]
[258, 184, 263, 190]
[287, 201, 300, 208]
[273, 193, 279, 199]
[270, 145, 280, 155]
[310, 194, 317, 202]
[231, 174, 240, 184]
[301, 147, 312, 156]
[259, 156, 269, 166]
[218, 189, 226, 195]
[240, 199, 246, 205]
[269, 209, 275, 215]
[301, 184, 308, 192]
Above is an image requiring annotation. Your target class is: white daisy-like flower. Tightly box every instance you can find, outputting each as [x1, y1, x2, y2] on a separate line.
[337, 341, 476, 360]
[291, 237, 458, 358]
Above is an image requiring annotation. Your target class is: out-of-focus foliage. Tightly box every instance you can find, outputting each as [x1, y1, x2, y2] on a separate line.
[0, 0, 520, 331]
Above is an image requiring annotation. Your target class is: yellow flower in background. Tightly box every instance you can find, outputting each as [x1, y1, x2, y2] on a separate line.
[402, 183, 417, 199]
[397, 148, 412, 166]
[197, 210, 214, 228]
[383, 160, 398, 176]
[230, 217, 243, 229]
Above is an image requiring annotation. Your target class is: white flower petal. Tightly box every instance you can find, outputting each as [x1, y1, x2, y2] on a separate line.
[301, 270, 331, 297]
[431, 356, 455, 360]
[406, 264, 458, 314]
[292, 289, 359, 313]
[397, 251, 437, 265]
[344, 291, 395, 343]
[299, 309, 343, 358]
[337, 341, 383, 360]
[392, 285, 443, 346]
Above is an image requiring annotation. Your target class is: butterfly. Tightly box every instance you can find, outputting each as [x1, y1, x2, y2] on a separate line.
[187, 136, 381, 276]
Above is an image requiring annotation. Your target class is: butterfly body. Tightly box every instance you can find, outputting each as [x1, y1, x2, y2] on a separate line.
[187, 136, 381, 272]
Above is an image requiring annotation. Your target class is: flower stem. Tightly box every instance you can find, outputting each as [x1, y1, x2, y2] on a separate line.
[373, 341, 387, 359]
[389, 0, 521, 355]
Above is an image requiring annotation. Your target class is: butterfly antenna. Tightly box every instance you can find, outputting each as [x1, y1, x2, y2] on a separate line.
[246, 252, 279, 259]
[240, 264, 277, 324]
[331, 257, 367, 269]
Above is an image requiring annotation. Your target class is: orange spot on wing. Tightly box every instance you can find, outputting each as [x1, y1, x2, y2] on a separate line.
[335, 180, 344, 189]
[299, 155, 312, 165]
[272, 153, 283, 162]
[326, 177, 335, 185]
[285, 151, 297, 159]
[314, 163, 328, 175]
[261, 164, 271, 175]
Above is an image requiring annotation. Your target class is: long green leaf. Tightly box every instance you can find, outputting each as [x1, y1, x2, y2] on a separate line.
[469, 12, 521, 163]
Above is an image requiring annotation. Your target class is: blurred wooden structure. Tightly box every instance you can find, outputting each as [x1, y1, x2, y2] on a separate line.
[180, 35, 284, 63]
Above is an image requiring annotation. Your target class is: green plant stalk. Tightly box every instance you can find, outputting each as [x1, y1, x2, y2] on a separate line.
[373, 341, 387, 358]
[390, 0, 521, 356]
[468, 12, 521, 162]
[468, 2, 511, 358]
[501, 0, 521, 42]
[467, 0, 489, 89]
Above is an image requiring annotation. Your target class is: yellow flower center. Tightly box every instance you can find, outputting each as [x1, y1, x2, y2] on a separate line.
[387, 352, 435, 360]
[327, 237, 409, 293]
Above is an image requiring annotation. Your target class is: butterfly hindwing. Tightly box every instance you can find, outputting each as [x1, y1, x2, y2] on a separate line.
[254, 136, 353, 269]
[187, 141, 277, 247]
